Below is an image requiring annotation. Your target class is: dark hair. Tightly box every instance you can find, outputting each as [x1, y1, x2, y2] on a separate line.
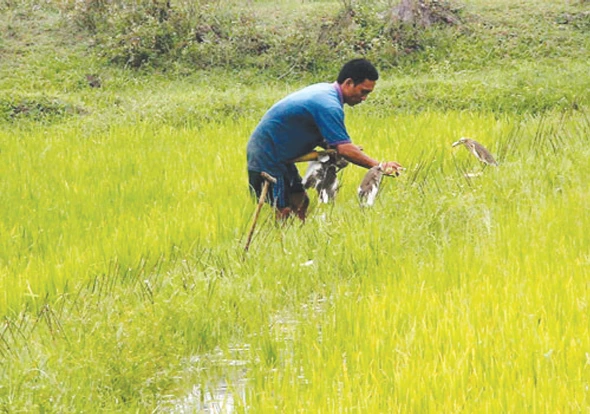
[337, 58, 379, 85]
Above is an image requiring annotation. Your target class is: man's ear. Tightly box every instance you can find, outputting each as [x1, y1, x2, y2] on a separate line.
[342, 78, 354, 87]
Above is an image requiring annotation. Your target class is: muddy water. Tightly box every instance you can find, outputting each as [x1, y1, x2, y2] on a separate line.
[163, 295, 327, 412]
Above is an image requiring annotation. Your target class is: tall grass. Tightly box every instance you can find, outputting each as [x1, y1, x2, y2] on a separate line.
[0, 120, 254, 314]
[241, 109, 590, 412]
[1, 0, 589, 411]
[1, 107, 588, 411]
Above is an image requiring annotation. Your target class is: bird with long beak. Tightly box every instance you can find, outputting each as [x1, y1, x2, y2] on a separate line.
[452, 137, 498, 166]
[358, 165, 384, 207]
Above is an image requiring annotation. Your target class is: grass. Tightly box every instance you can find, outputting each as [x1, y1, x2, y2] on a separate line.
[1, 109, 589, 411]
[0, 120, 253, 313]
[1, 0, 590, 411]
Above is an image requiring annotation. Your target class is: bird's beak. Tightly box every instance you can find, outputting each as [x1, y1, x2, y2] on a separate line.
[451, 141, 461, 147]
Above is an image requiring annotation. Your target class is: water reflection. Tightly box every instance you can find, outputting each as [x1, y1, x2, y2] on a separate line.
[164, 295, 327, 412]
[170, 377, 247, 414]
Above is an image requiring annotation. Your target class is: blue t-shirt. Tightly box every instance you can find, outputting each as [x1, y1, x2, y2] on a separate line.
[247, 82, 351, 177]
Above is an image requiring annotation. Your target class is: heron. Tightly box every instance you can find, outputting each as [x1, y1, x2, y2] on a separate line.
[452, 137, 498, 166]
[358, 165, 383, 207]
[302, 152, 349, 203]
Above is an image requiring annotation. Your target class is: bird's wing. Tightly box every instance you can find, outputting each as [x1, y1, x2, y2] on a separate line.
[302, 161, 324, 189]
[365, 184, 380, 206]
[358, 166, 383, 206]
[472, 141, 498, 166]
[318, 167, 339, 203]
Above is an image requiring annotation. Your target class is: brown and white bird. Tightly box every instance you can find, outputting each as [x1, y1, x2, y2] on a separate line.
[302, 153, 349, 203]
[358, 165, 384, 207]
[452, 137, 498, 166]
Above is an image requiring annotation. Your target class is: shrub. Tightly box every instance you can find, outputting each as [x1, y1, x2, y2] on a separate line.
[62, 0, 195, 69]
[58, 0, 464, 73]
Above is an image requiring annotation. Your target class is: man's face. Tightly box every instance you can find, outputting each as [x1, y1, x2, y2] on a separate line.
[341, 78, 376, 106]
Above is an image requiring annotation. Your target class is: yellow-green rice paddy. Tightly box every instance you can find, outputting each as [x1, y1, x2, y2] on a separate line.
[1, 107, 589, 411]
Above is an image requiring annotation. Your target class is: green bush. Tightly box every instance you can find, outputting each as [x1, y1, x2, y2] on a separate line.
[59, 0, 192, 68]
[58, 0, 463, 73]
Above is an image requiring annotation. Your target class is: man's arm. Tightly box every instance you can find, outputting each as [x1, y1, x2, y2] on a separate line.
[336, 142, 403, 174]
[335, 143, 378, 169]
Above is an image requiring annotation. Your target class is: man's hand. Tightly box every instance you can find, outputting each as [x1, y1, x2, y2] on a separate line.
[335, 143, 403, 175]
[379, 161, 404, 176]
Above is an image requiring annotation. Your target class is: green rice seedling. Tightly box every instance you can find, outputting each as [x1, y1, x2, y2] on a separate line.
[1, 1, 589, 409]
[235, 109, 590, 413]
[1, 107, 588, 411]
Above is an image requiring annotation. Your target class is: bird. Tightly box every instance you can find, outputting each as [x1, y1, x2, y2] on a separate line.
[317, 162, 339, 203]
[358, 165, 384, 207]
[85, 74, 102, 88]
[302, 153, 349, 203]
[452, 137, 498, 166]
[302, 160, 324, 190]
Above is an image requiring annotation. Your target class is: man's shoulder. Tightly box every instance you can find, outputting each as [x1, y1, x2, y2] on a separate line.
[298, 82, 335, 97]
[265, 82, 341, 119]
[293, 83, 341, 108]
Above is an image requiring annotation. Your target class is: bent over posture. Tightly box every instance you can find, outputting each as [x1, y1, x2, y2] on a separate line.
[247, 58, 402, 220]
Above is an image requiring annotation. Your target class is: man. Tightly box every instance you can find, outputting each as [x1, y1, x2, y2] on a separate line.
[247, 58, 403, 220]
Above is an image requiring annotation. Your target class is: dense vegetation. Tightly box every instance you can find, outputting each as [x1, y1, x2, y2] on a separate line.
[2, 0, 589, 123]
[1, 0, 589, 411]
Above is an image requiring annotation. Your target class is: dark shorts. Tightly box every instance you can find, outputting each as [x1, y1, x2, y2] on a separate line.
[248, 165, 305, 209]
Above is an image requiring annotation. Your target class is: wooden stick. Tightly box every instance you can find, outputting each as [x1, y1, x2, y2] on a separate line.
[290, 149, 337, 163]
[244, 172, 277, 252]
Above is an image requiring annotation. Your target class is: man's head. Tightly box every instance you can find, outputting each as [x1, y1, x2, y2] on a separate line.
[337, 59, 379, 106]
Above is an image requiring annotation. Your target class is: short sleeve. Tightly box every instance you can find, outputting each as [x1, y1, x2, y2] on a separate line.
[312, 103, 351, 146]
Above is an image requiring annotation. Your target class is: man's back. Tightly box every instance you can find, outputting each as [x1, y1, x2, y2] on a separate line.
[247, 82, 351, 176]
